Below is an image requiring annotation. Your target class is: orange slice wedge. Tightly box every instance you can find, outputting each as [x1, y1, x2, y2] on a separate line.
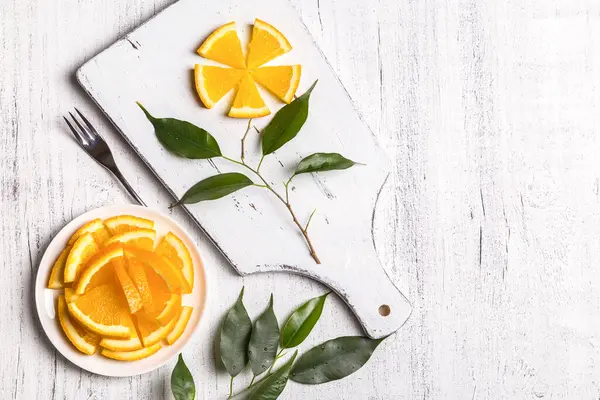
[99, 335, 143, 352]
[229, 73, 270, 118]
[68, 284, 133, 338]
[197, 22, 246, 69]
[155, 232, 194, 289]
[194, 65, 245, 108]
[104, 215, 154, 235]
[251, 65, 301, 104]
[57, 296, 99, 355]
[47, 246, 71, 289]
[135, 310, 179, 347]
[64, 233, 99, 283]
[165, 306, 193, 345]
[68, 219, 111, 246]
[127, 258, 153, 308]
[246, 18, 292, 68]
[114, 262, 143, 314]
[125, 247, 191, 294]
[101, 342, 162, 361]
[105, 229, 156, 251]
[75, 245, 124, 294]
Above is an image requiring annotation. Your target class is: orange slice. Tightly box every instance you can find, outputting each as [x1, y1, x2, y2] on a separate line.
[68, 219, 111, 246]
[197, 22, 246, 69]
[47, 246, 71, 289]
[57, 296, 99, 355]
[127, 258, 153, 308]
[99, 335, 143, 352]
[68, 284, 133, 338]
[135, 310, 179, 347]
[75, 245, 124, 294]
[104, 215, 154, 235]
[229, 73, 270, 118]
[246, 18, 292, 68]
[155, 232, 194, 289]
[101, 342, 162, 361]
[165, 306, 193, 345]
[105, 229, 156, 251]
[152, 294, 182, 325]
[64, 233, 99, 283]
[251, 65, 301, 104]
[64, 288, 79, 303]
[142, 263, 182, 325]
[125, 247, 191, 294]
[114, 262, 143, 314]
[194, 65, 245, 108]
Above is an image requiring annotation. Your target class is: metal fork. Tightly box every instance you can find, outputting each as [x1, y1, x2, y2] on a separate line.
[64, 108, 147, 206]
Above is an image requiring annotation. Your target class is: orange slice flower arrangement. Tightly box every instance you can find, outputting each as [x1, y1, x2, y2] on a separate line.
[195, 19, 302, 118]
[47, 215, 196, 361]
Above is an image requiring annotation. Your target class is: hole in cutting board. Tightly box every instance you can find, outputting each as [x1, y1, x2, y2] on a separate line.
[378, 304, 391, 317]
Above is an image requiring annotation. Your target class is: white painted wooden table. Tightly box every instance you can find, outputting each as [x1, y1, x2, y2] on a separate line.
[2, 0, 599, 398]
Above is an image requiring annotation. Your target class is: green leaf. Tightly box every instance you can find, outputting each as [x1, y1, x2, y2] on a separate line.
[220, 287, 253, 377]
[232, 351, 298, 400]
[294, 153, 358, 175]
[280, 292, 330, 349]
[248, 294, 280, 376]
[171, 354, 195, 400]
[173, 173, 253, 207]
[137, 102, 222, 159]
[261, 81, 318, 156]
[290, 336, 383, 384]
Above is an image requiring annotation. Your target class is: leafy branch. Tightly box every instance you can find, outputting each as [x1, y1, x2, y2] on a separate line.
[137, 81, 361, 264]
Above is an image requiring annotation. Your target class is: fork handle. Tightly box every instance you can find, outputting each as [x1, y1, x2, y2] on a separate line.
[111, 169, 147, 207]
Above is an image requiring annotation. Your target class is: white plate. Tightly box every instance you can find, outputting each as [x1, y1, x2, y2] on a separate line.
[34, 204, 208, 376]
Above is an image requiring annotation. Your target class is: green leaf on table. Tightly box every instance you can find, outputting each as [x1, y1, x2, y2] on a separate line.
[172, 173, 253, 207]
[248, 294, 280, 376]
[261, 81, 318, 156]
[232, 351, 298, 400]
[220, 287, 253, 377]
[280, 292, 330, 349]
[294, 153, 358, 176]
[171, 354, 195, 400]
[137, 102, 221, 159]
[290, 336, 384, 384]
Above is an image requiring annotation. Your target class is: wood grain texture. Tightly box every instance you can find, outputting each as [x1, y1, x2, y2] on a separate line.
[2, 0, 600, 399]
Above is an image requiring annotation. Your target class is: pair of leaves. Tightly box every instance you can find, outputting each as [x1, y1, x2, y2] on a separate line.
[137, 102, 221, 159]
[171, 354, 195, 400]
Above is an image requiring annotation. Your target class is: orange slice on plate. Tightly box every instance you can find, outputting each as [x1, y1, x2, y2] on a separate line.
[47, 246, 71, 289]
[197, 21, 246, 69]
[166, 306, 193, 345]
[155, 232, 194, 289]
[104, 215, 154, 235]
[135, 310, 179, 347]
[251, 65, 301, 104]
[127, 257, 153, 308]
[105, 228, 156, 251]
[68, 219, 111, 246]
[194, 65, 245, 108]
[246, 18, 292, 68]
[114, 262, 143, 313]
[125, 247, 191, 294]
[101, 342, 162, 361]
[75, 245, 124, 294]
[99, 335, 143, 352]
[229, 73, 270, 118]
[57, 296, 99, 355]
[64, 233, 99, 283]
[68, 284, 133, 338]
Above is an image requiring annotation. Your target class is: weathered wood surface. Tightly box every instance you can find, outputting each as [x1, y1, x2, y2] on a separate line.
[2, 0, 599, 398]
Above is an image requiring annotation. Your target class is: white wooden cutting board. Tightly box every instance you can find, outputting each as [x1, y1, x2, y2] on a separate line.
[77, 0, 411, 339]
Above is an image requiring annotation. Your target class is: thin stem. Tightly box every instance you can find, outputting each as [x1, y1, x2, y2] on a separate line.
[228, 376, 234, 399]
[256, 154, 265, 173]
[249, 375, 256, 387]
[266, 349, 285, 375]
[241, 119, 252, 162]
[220, 156, 321, 264]
[305, 208, 317, 231]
